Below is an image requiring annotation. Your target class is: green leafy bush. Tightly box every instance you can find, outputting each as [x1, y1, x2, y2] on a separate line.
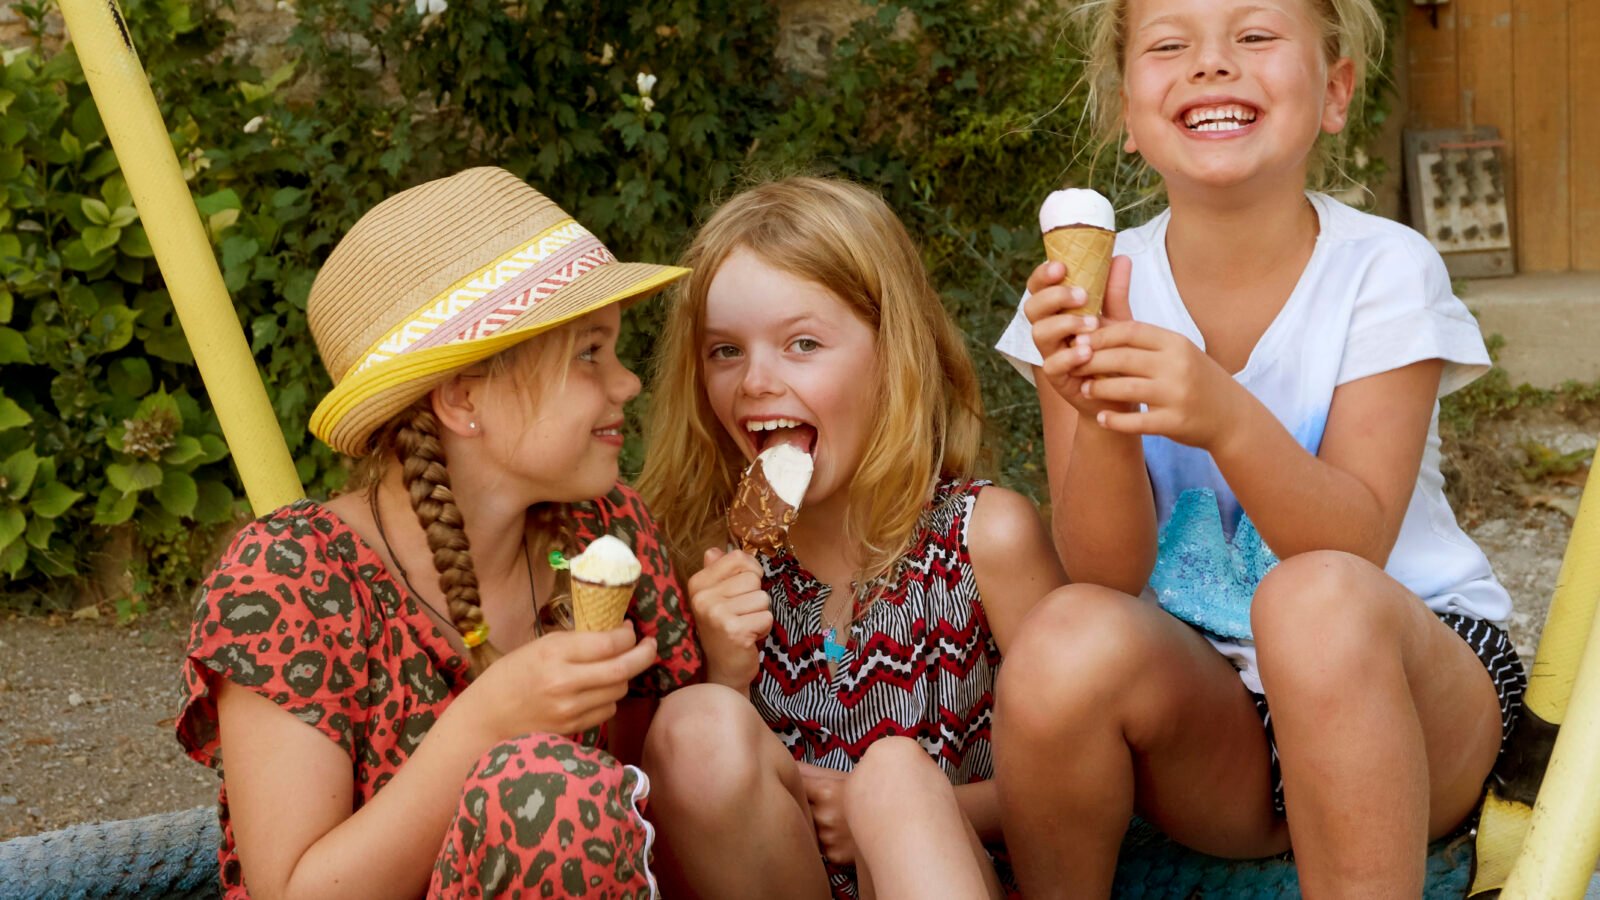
[0, 0, 1400, 609]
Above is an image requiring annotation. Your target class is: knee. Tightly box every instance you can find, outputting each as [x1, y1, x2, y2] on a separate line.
[997, 585, 1161, 738]
[642, 684, 769, 809]
[1252, 551, 1399, 687]
[844, 737, 946, 824]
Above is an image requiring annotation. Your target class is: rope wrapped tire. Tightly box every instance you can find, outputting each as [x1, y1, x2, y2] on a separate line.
[0, 808, 1478, 899]
[0, 807, 219, 900]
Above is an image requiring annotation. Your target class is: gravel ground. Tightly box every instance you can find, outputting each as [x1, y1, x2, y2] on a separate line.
[0, 411, 1593, 841]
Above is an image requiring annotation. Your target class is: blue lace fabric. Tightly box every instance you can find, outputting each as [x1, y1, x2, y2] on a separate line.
[1148, 488, 1280, 640]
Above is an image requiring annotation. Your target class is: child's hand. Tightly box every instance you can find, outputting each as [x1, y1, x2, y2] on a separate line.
[687, 547, 774, 689]
[1073, 318, 1244, 450]
[1024, 256, 1135, 420]
[799, 762, 858, 865]
[473, 627, 656, 739]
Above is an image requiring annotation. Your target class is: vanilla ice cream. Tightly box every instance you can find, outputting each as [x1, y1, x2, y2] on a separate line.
[1039, 189, 1115, 233]
[570, 535, 642, 587]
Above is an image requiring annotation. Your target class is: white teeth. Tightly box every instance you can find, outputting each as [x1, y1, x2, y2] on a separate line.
[745, 417, 804, 432]
[1183, 104, 1257, 129]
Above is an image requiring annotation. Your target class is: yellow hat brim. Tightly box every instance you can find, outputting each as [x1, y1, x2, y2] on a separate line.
[310, 261, 687, 457]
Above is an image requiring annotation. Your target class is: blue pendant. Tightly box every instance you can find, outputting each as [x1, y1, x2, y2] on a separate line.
[824, 628, 848, 666]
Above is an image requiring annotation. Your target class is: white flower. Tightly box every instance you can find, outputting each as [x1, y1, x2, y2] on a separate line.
[600, 43, 614, 65]
[636, 72, 657, 96]
[243, 115, 266, 134]
[641, 96, 655, 113]
[415, 0, 446, 16]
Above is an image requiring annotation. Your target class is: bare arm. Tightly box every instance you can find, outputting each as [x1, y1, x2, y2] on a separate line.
[1079, 314, 1444, 565]
[220, 629, 656, 900]
[1025, 257, 1157, 591]
[218, 683, 497, 900]
[1210, 360, 1442, 564]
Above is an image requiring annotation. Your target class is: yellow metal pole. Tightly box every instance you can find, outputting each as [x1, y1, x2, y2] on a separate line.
[57, 0, 303, 515]
[1501, 453, 1600, 899]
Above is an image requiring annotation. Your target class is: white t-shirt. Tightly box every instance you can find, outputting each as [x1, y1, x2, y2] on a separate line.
[995, 193, 1512, 691]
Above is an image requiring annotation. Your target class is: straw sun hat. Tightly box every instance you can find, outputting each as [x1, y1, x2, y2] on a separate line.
[307, 167, 688, 457]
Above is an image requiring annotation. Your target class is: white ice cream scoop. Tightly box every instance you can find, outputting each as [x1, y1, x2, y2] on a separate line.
[569, 534, 642, 586]
[1039, 189, 1115, 233]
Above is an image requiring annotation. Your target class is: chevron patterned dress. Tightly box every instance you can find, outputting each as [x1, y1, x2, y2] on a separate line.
[750, 479, 1012, 898]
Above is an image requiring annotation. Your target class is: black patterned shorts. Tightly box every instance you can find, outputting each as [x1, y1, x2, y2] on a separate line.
[1250, 613, 1526, 815]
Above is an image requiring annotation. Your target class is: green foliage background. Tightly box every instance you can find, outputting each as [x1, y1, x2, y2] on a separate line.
[0, 0, 1401, 609]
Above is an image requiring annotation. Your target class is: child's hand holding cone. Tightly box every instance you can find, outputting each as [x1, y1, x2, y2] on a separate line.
[1025, 248, 1134, 417]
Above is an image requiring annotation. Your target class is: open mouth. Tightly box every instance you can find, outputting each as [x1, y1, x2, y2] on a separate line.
[744, 417, 818, 455]
[593, 421, 624, 443]
[1181, 103, 1259, 133]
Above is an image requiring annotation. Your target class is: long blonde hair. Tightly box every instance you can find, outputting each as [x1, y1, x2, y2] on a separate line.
[638, 177, 987, 587]
[1078, 0, 1384, 191]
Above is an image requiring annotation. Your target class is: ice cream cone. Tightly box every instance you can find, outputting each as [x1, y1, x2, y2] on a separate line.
[571, 578, 635, 632]
[1042, 225, 1115, 317]
[566, 534, 641, 632]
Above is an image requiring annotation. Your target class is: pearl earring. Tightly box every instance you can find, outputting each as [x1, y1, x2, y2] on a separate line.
[468, 421, 478, 431]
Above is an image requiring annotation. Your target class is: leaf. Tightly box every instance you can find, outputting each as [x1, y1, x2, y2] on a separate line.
[135, 388, 181, 424]
[0, 506, 23, 551]
[108, 357, 153, 399]
[0, 447, 39, 499]
[199, 433, 230, 464]
[107, 206, 139, 229]
[0, 394, 31, 431]
[82, 225, 122, 256]
[208, 208, 240, 236]
[162, 434, 203, 466]
[0, 326, 30, 363]
[118, 225, 154, 258]
[101, 175, 133, 211]
[81, 197, 112, 225]
[155, 470, 197, 517]
[193, 479, 234, 524]
[195, 188, 242, 217]
[106, 460, 163, 494]
[0, 534, 25, 577]
[30, 480, 82, 518]
[221, 235, 259, 269]
[88, 304, 139, 353]
[25, 513, 55, 550]
[61, 238, 112, 272]
[92, 487, 138, 526]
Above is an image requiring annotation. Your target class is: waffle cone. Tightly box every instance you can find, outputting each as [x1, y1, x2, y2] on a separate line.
[1042, 225, 1115, 316]
[571, 578, 635, 632]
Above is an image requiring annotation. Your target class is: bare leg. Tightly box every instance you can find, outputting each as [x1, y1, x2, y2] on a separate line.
[641, 684, 831, 899]
[843, 737, 1001, 900]
[1253, 551, 1504, 898]
[993, 585, 1288, 899]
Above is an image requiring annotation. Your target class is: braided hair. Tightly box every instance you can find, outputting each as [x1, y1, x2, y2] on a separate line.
[390, 405, 503, 674]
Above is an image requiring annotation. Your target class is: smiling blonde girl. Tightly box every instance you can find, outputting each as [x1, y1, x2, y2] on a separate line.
[638, 177, 1066, 899]
[991, 0, 1525, 896]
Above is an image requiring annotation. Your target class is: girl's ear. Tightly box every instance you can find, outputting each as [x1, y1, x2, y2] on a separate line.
[431, 372, 483, 440]
[1321, 57, 1357, 135]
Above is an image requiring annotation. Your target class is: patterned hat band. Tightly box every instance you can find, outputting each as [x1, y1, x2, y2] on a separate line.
[344, 218, 615, 383]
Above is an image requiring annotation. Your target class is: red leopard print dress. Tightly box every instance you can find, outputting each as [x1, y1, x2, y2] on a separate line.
[178, 485, 699, 899]
[750, 479, 1015, 898]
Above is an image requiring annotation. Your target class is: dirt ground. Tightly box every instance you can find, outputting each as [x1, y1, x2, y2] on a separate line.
[0, 408, 1594, 842]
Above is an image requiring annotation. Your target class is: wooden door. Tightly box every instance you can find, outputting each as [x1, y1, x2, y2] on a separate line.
[1406, 0, 1600, 272]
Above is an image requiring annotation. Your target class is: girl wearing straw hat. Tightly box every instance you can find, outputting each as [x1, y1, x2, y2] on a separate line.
[175, 168, 699, 898]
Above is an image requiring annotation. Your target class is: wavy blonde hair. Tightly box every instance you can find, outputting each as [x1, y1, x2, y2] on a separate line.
[638, 177, 987, 586]
[1078, 0, 1384, 191]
